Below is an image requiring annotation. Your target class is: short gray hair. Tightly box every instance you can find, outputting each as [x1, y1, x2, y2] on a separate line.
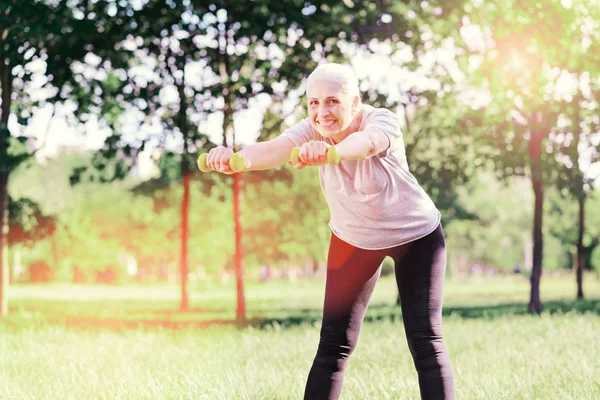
[307, 63, 361, 99]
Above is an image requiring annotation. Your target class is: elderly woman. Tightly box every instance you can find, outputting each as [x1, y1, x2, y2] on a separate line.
[202, 63, 454, 400]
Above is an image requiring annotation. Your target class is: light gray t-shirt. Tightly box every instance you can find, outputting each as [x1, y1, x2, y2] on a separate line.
[280, 104, 441, 250]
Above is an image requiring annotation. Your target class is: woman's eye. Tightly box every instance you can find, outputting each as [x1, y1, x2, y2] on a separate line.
[327, 99, 338, 104]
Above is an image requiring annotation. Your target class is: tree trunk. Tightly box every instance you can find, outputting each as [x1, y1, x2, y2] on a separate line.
[220, 12, 246, 323]
[0, 173, 7, 316]
[51, 228, 59, 271]
[177, 81, 190, 312]
[528, 133, 544, 314]
[225, 107, 246, 323]
[179, 163, 190, 311]
[233, 172, 245, 322]
[0, 56, 12, 317]
[576, 194, 585, 300]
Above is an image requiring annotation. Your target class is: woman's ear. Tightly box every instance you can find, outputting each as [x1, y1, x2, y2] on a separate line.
[353, 95, 360, 106]
[352, 95, 360, 113]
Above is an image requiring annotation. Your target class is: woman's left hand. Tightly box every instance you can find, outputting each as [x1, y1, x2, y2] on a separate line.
[294, 140, 332, 169]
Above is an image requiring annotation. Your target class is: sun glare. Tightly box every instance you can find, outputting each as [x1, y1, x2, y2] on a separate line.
[509, 52, 524, 70]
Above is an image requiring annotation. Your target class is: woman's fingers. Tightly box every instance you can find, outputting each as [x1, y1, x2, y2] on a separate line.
[218, 151, 233, 172]
[206, 148, 219, 171]
[298, 145, 308, 165]
[299, 141, 328, 166]
[206, 146, 231, 172]
[291, 141, 334, 169]
[318, 147, 328, 164]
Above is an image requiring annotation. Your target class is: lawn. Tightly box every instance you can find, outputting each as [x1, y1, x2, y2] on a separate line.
[1, 273, 599, 399]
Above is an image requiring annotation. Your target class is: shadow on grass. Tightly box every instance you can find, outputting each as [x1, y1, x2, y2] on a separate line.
[254, 299, 600, 330]
[2, 299, 598, 332]
[2, 314, 237, 332]
[3, 304, 235, 332]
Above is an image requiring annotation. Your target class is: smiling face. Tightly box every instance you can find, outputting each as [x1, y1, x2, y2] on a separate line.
[306, 80, 359, 141]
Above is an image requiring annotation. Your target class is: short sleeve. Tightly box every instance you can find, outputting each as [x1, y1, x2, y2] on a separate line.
[279, 117, 316, 147]
[364, 108, 402, 158]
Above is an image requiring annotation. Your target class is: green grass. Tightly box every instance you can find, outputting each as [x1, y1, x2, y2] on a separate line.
[1, 274, 599, 399]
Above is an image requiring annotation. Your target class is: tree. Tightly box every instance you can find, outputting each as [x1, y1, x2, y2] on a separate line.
[0, 0, 123, 315]
[551, 89, 600, 298]
[545, 186, 600, 279]
[456, 0, 600, 312]
[243, 167, 330, 272]
[445, 171, 534, 275]
[92, 0, 427, 321]
[198, 0, 349, 322]
[322, 1, 484, 223]
[25, 1, 202, 308]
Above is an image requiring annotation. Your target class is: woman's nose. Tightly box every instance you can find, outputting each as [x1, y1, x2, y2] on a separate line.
[317, 107, 331, 118]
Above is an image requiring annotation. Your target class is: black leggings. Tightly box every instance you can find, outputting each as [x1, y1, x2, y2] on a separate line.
[304, 223, 454, 400]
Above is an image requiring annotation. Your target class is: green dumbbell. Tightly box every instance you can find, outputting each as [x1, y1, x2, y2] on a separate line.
[326, 146, 341, 165]
[290, 146, 340, 166]
[197, 153, 210, 172]
[229, 153, 246, 172]
[197, 153, 246, 173]
[290, 147, 301, 165]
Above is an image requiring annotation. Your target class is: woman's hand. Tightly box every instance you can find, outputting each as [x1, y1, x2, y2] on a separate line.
[205, 146, 237, 174]
[294, 140, 332, 169]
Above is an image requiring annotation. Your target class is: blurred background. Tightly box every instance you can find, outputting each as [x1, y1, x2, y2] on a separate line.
[1, 1, 599, 399]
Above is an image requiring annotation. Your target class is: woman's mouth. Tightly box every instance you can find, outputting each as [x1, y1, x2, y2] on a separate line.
[318, 120, 336, 129]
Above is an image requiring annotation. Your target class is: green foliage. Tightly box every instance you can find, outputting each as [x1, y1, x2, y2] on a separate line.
[591, 247, 600, 272]
[329, 3, 486, 223]
[0, 0, 142, 293]
[8, 151, 80, 214]
[7, 141, 600, 281]
[444, 167, 600, 274]
[243, 166, 329, 269]
[546, 190, 600, 270]
[4, 0, 600, 290]
[7, 197, 55, 247]
[403, 94, 484, 222]
[380, 257, 394, 277]
[0, 0, 137, 139]
[457, 0, 600, 178]
[445, 170, 533, 272]
[8, 150, 134, 280]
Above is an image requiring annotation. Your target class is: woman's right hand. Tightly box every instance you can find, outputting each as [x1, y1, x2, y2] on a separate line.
[294, 140, 336, 169]
[205, 146, 236, 174]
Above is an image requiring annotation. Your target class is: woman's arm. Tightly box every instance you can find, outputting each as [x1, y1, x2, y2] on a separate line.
[335, 128, 390, 161]
[238, 136, 296, 171]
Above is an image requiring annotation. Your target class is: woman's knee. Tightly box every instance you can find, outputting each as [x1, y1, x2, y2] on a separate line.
[405, 326, 447, 366]
[316, 322, 359, 364]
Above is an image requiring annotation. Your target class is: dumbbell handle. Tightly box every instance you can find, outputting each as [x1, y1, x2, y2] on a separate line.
[290, 146, 340, 166]
[197, 153, 246, 173]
